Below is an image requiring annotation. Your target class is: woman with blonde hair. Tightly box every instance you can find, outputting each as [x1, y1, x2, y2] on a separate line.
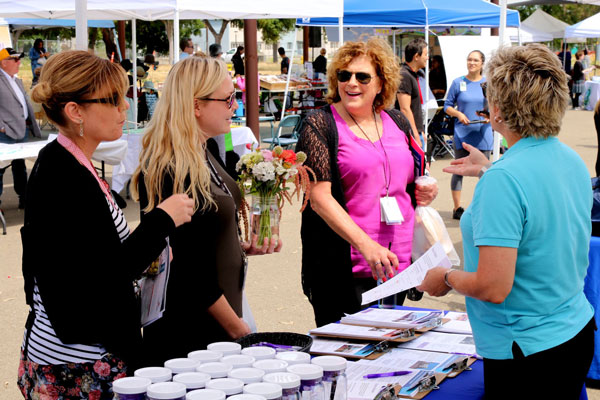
[132, 56, 280, 364]
[18, 50, 193, 398]
[296, 37, 437, 326]
[419, 44, 594, 398]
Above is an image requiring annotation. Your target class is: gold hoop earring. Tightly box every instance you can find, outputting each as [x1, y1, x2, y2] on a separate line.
[79, 120, 84, 137]
[494, 116, 503, 123]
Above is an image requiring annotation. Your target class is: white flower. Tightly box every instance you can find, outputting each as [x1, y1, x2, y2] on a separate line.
[252, 161, 276, 182]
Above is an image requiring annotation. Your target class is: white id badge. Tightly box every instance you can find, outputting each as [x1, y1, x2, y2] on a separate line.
[460, 81, 467, 92]
[380, 196, 404, 225]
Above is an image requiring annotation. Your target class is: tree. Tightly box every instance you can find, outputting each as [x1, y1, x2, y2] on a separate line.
[257, 19, 296, 62]
[202, 19, 230, 47]
[514, 4, 600, 25]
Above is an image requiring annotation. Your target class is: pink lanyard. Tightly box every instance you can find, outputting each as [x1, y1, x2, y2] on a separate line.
[57, 133, 115, 208]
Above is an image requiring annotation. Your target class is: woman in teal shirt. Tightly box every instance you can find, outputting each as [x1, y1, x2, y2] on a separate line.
[419, 44, 595, 399]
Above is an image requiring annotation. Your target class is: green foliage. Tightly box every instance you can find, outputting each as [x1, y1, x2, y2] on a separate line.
[514, 4, 600, 25]
[127, 20, 205, 55]
[18, 27, 75, 40]
[257, 19, 296, 44]
[181, 20, 205, 39]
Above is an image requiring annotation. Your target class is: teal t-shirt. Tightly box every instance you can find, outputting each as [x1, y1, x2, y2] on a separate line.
[460, 136, 594, 359]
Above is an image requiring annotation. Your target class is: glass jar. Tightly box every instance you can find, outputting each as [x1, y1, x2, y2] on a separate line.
[207, 342, 242, 356]
[205, 378, 245, 396]
[112, 377, 152, 400]
[146, 382, 187, 400]
[221, 355, 256, 369]
[134, 367, 172, 383]
[165, 358, 203, 374]
[241, 346, 277, 360]
[228, 368, 265, 384]
[172, 372, 211, 392]
[263, 372, 301, 400]
[310, 357, 347, 400]
[287, 364, 325, 400]
[188, 350, 224, 364]
[196, 362, 234, 378]
[253, 359, 289, 374]
[275, 352, 310, 366]
[250, 194, 280, 245]
[186, 389, 227, 400]
[243, 382, 283, 400]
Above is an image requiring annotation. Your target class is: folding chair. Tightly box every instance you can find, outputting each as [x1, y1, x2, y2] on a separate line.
[262, 114, 302, 149]
[426, 107, 455, 162]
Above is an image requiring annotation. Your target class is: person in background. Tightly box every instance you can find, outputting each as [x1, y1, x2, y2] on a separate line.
[419, 43, 594, 400]
[296, 38, 437, 327]
[429, 55, 447, 101]
[583, 48, 591, 70]
[142, 81, 159, 120]
[28, 39, 49, 85]
[443, 50, 492, 220]
[179, 38, 194, 61]
[0, 48, 41, 210]
[278, 47, 290, 74]
[18, 50, 193, 399]
[209, 44, 223, 59]
[313, 48, 327, 76]
[397, 38, 428, 146]
[571, 50, 595, 110]
[133, 56, 281, 364]
[231, 45, 245, 77]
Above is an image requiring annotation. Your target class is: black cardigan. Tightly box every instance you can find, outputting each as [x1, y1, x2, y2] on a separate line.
[21, 140, 175, 367]
[296, 106, 417, 326]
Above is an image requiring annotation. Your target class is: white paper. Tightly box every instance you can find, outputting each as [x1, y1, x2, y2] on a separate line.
[380, 197, 404, 224]
[396, 331, 481, 359]
[310, 323, 409, 341]
[361, 242, 451, 305]
[433, 311, 473, 335]
[340, 309, 443, 330]
[139, 241, 171, 327]
[310, 338, 376, 358]
[358, 348, 455, 370]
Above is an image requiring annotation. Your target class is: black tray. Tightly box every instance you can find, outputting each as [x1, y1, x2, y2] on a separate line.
[236, 332, 313, 353]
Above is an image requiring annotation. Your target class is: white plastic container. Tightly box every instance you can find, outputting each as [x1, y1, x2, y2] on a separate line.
[228, 395, 267, 400]
[165, 358, 203, 374]
[134, 367, 173, 383]
[196, 362, 234, 379]
[205, 378, 245, 396]
[112, 377, 152, 400]
[253, 359, 289, 373]
[243, 383, 283, 400]
[186, 389, 227, 400]
[221, 355, 256, 369]
[274, 352, 311, 366]
[188, 350, 224, 364]
[146, 382, 187, 400]
[207, 342, 242, 356]
[172, 372, 212, 391]
[241, 347, 276, 360]
[287, 364, 325, 400]
[311, 357, 347, 400]
[228, 368, 265, 384]
[263, 373, 301, 400]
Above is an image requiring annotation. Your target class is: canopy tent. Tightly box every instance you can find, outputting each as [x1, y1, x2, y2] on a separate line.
[296, 0, 520, 28]
[521, 8, 585, 41]
[565, 11, 600, 37]
[508, 0, 600, 5]
[507, 24, 553, 42]
[0, 18, 114, 29]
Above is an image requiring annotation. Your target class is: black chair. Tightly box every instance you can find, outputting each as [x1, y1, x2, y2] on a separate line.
[427, 107, 455, 163]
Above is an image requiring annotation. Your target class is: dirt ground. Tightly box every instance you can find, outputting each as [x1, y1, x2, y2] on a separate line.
[1, 109, 599, 399]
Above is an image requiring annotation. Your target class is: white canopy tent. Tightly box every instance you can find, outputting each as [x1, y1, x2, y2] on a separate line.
[565, 11, 600, 37]
[507, 25, 553, 42]
[521, 8, 586, 41]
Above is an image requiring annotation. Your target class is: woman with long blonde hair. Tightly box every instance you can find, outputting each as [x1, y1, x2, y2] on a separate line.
[132, 56, 280, 364]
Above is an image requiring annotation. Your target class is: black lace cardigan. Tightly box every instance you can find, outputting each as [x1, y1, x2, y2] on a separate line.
[296, 105, 417, 324]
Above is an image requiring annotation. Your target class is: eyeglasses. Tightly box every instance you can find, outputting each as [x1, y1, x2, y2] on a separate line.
[5, 57, 21, 62]
[480, 82, 487, 99]
[78, 93, 123, 106]
[201, 92, 236, 109]
[336, 70, 373, 85]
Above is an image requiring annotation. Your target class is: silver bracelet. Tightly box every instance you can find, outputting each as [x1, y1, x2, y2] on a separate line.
[444, 268, 458, 289]
[477, 163, 492, 178]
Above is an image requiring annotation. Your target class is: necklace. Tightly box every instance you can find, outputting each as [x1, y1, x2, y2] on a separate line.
[345, 108, 392, 196]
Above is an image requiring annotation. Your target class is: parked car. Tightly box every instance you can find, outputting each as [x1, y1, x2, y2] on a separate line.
[223, 48, 237, 63]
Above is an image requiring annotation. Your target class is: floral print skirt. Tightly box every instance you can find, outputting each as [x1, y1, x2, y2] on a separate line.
[17, 350, 128, 399]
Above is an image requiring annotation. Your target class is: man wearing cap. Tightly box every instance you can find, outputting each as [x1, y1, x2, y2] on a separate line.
[0, 47, 41, 209]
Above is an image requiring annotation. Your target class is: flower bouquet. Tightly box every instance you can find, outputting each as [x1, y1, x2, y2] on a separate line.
[236, 146, 314, 245]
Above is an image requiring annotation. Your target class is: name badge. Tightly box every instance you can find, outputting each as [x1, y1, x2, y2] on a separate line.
[460, 81, 467, 92]
[380, 196, 404, 225]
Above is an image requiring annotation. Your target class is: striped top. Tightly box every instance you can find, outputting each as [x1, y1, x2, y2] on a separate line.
[22, 194, 131, 365]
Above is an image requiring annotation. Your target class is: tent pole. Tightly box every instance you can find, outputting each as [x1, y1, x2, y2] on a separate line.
[517, 27, 522, 46]
[174, 7, 180, 63]
[132, 19, 137, 126]
[281, 27, 298, 122]
[244, 20, 260, 139]
[339, 16, 344, 44]
[493, 0, 507, 162]
[75, 0, 88, 51]
[393, 29, 396, 56]
[423, 1, 429, 153]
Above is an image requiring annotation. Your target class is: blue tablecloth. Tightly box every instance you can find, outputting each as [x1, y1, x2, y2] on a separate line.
[585, 236, 600, 380]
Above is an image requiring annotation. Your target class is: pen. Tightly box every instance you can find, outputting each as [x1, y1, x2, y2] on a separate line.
[363, 371, 412, 379]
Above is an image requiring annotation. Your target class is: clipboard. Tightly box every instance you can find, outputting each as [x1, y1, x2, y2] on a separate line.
[434, 355, 475, 378]
[395, 371, 447, 399]
[309, 324, 419, 343]
[309, 338, 391, 360]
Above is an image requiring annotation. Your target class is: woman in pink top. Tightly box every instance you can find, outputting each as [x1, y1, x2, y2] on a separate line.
[296, 38, 438, 326]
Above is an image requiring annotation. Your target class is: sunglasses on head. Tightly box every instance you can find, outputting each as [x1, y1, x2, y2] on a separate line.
[201, 92, 236, 109]
[337, 70, 373, 84]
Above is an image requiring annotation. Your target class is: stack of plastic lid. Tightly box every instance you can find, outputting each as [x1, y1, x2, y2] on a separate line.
[228, 395, 267, 400]
[205, 378, 245, 396]
[196, 362, 233, 378]
[165, 358, 203, 374]
[243, 383, 283, 400]
[188, 350, 224, 364]
[146, 382, 187, 400]
[253, 360, 289, 373]
[275, 352, 310, 366]
[263, 372, 300, 389]
[207, 342, 242, 356]
[241, 347, 276, 360]
[228, 368, 265, 384]
[286, 364, 323, 382]
[172, 372, 211, 391]
[185, 388, 226, 400]
[112, 376, 152, 400]
[134, 367, 173, 383]
[221, 355, 256, 369]
[311, 356, 346, 372]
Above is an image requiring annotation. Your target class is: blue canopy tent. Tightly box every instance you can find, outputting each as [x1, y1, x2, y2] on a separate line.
[0, 18, 115, 29]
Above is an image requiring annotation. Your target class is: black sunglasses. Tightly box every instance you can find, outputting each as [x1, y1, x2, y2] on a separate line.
[78, 93, 123, 106]
[337, 70, 373, 84]
[202, 92, 236, 109]
[480, 82, 487, 99]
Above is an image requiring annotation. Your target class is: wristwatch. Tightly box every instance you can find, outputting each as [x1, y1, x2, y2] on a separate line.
[477, 163, 492, 178]
[444, 268, 457, 289]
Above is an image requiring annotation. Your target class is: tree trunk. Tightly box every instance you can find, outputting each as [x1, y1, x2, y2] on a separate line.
[11, 30, 23, 51]
[101, 28, 120, 62]
[272, 42, 278, 64]
[202, 19, 230, 46]
[117, 21, 126, 60]
[88, 28, 98, 53]
[163, 20, 174, 65]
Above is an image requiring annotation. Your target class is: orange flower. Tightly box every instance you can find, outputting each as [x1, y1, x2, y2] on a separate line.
[280, 150, 297, 164]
